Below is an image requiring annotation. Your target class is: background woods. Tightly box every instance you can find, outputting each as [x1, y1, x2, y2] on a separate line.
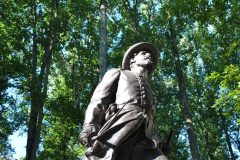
[0, 0, 239, 159]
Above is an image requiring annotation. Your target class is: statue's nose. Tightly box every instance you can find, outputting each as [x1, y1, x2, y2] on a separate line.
[145, 53, 151, 57]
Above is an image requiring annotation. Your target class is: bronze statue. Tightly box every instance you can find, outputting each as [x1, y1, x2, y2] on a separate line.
[80, 42, 171, 160]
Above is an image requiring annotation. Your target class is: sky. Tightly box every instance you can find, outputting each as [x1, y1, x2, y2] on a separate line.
[6, 86, 26, 159]
[9, 131, 27, 159]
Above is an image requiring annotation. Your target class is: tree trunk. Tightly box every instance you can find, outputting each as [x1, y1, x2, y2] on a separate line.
[99, 1, 107, 81]
[124, 0, 141, 41]
[192, 64, 215, 160]
[169, 21, 201, 160]
[204, 131, 215, 160]
[220, 114, 236, 160]
[26, 1, 56, 159]
[26, 0, 38, 159]
[26, 38, 53, 160]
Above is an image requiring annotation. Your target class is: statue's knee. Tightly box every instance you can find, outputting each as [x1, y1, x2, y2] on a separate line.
[154, 155, 168, 160]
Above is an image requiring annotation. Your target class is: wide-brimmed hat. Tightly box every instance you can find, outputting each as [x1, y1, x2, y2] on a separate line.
[122, 42, 158, 73]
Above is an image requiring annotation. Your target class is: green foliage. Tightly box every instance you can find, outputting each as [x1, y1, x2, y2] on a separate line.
[1, 0, 240, 159]
[38, 115, 85, 160]
[0, 0, 29, 157]
[207, 65, 240, 119]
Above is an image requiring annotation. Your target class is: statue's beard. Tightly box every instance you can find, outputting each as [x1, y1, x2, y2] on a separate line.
[135, 59, 153, 69]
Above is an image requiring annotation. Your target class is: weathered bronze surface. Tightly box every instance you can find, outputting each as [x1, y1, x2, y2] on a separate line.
[80, 42, 171, 160]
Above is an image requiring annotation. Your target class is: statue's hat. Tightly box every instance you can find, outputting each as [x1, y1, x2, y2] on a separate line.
[122, 42, 158, 73]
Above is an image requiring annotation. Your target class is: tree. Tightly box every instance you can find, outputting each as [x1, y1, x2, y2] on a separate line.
[0, 0, 29, 157]
[99, 0, 107, 81]
[26, 0, 60, 159]
[168, 19, 201, 160]
[0, 0, 239, 159]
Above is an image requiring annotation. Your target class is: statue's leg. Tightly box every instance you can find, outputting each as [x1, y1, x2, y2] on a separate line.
[80, 155, 99, 160]
[130, 140, 169, 160]
[104, 148, 115, 160]
[153, 155, 168, 160]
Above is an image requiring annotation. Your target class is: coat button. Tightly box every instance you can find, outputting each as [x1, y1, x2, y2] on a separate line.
[141, 90, 146, 94]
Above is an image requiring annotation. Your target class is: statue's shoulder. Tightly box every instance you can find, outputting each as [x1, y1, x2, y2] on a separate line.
[105, 69, 134, 78]
[106, 68, 121, 75]
[118, 69, 131, 74]
[102, 68, 121, 80]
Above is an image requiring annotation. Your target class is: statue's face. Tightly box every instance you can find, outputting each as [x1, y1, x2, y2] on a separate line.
[133, 51, 153, 69]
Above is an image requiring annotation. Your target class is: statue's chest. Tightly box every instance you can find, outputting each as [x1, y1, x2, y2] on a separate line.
[116, 70, 155, 108]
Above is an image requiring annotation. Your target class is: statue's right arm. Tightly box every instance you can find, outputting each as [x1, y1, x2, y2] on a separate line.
[79, 68, 120, 146]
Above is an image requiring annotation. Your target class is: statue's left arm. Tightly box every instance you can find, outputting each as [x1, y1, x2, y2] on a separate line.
[79, 68, 120, 146]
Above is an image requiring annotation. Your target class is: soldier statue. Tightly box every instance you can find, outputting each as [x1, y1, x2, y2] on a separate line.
[79, 42, 171, 160]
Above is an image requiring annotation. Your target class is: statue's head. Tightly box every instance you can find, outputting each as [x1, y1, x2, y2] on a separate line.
[129, 51, 154, 72]
[122, 42, 158, 74]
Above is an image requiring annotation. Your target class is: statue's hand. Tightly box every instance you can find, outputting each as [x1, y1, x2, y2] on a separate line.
[79, 135, 89, 146]
[159, 141, 172, 156]
[79, 124, 100, 147]
[158, 130, 174, 156]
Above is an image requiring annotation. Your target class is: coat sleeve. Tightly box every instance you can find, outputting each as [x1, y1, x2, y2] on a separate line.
[83, 68, 120, 130]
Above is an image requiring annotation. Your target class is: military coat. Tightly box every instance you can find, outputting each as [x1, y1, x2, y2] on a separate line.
[84, 68, 156, 147]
